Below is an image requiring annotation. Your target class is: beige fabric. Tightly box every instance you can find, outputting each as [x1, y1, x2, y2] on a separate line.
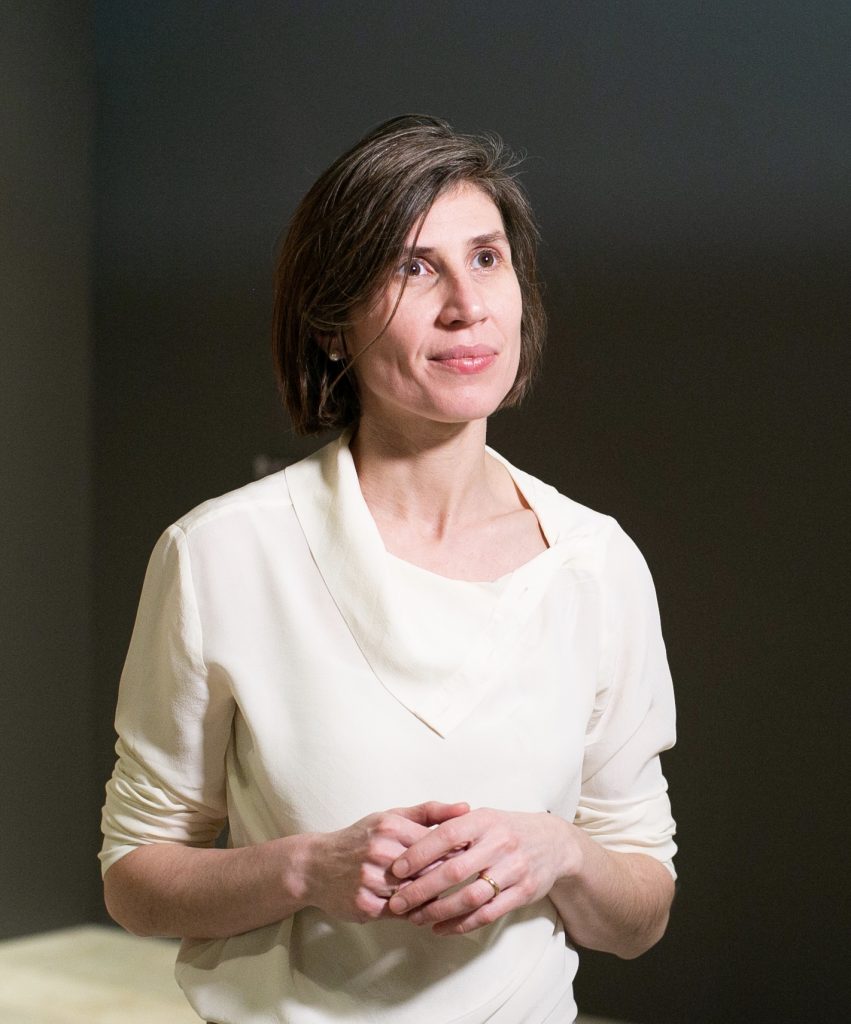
[101, 433, 676, 1023]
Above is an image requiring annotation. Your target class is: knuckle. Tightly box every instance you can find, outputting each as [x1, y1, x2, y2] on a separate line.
[506, 854, 525, 881]
[404, 884, 423, 905]
[440, 821, 462, 845]
[374, 817, 396, 839]
[353, 890, 374, 916]
[416, 903, 436, 924]
[445, 859, 468, 884]
[363, 841, 383, 864]
[517, 878, 535, 901]
[462, 886, 481, 910]
[371, 840, 395, 866]
[362, 813, 381, 832]
[479, 901, 499, 925]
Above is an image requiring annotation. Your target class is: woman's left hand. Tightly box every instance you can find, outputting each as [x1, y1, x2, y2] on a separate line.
[386, 808, 580, 935]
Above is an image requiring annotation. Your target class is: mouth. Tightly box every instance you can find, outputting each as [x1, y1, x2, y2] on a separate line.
[428, 346, 498, 374]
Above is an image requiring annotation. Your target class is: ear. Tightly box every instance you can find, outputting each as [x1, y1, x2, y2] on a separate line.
[314, 332, 345, 362]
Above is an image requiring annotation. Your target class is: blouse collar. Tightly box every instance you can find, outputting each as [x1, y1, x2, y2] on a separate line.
[285, 432, 581, 736]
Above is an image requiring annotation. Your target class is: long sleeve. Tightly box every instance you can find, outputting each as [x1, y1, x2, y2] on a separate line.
[96, 439, 678, 1023]
[100, 525, 234, 875]
[573, 524, 677, 870]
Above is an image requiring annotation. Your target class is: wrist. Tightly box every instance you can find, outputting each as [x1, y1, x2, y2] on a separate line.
[549, 814, 596, 888]
[276, 832, 319, 912]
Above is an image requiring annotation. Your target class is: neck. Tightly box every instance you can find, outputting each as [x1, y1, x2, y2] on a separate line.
[350, 416, 503, 536]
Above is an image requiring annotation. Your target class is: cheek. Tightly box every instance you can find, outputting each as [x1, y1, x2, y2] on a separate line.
[344, 291, 397, 358]
[507, 302, 524, 355]
[347, 336, 411, 399]
[500, 277, 523, 334]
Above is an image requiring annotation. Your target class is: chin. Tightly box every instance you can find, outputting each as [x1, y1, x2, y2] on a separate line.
[364, 381, 516, 432]
[430, 396, 510, 425]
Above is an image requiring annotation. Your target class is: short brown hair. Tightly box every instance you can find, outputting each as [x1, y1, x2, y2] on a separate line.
[273, 114, 546, 435]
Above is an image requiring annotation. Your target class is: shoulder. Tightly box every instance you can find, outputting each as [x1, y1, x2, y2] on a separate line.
[548, 489, 652, 591]
[138, 470, 298, 587]
[154, 440, 342, 571]
[170, 434, 346, 540]
[173, 468, 295, 540]
[489, 448, 645, 576]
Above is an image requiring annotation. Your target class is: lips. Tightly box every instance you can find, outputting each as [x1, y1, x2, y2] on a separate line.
[430, 345, 496, 361]
[428, 345, 498, 374]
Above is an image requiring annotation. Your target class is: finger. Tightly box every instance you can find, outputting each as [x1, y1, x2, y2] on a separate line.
[360, 861, 405, 899]
[366, 808, 451, 852]
[363, 838, 457, 892]
[371, 820, 432, 853]
[388, 846, 489, 914]
[351, 886, 392, 923]
[390, 801, 470, 829]
[391, 813, 477, 880]
[431, 890, 514, 935]
[408, 875, 503, 927]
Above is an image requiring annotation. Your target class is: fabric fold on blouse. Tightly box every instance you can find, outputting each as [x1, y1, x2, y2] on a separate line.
[285, 432, 579, 736]
[100, 432, 677, 1024]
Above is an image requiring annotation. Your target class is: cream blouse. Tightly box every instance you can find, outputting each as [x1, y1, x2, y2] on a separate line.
[100, 433, 677, 1024]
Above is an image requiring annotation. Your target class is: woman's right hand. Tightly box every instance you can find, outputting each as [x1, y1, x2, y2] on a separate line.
[103, 801, 470, 940]
[304, 801, 469, 923]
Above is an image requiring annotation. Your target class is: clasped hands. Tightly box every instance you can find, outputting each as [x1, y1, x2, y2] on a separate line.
[309, 800, 578, 935]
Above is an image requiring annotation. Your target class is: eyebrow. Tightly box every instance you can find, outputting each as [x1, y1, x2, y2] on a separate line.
[410, 231, 510, 257]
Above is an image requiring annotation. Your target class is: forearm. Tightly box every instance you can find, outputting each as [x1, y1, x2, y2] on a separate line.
[103, 835, 317, 940]
[548, 822, 675, 959]
[103, 801, 469, 940]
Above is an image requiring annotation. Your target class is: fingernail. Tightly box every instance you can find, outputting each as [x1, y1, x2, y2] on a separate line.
[409, 911, 423, 925]
[394, 858, 409, 877]
[389, 894, 408, 913]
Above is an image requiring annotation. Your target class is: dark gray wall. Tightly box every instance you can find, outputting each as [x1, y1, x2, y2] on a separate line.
[1, 2, 96, 936]
[88, 2, 848, 1021]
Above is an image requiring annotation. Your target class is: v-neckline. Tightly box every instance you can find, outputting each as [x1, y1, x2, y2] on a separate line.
[285, 433, 571, 736]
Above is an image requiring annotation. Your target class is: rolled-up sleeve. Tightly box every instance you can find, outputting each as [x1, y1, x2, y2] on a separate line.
[99, 525, 234, 876]
[573, 524, 677, 876]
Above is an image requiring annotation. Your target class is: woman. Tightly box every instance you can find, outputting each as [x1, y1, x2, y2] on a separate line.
[101, 114, 677, 1024]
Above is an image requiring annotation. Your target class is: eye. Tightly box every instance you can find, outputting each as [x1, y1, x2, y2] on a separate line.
[399, 257, 430, 277]
[472, 248, 500, 269]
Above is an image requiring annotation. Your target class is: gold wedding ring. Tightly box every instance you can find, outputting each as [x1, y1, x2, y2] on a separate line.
[478, 871, 500, 899]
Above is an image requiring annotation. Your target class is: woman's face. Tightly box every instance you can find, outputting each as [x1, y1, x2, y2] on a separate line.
[343, 184, 523, 435]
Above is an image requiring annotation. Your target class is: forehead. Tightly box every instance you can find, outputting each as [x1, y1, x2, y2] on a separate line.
[407, 184, 505, 246]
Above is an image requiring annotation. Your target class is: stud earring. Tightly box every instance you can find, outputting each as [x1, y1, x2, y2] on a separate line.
[328, 351, 344, 362]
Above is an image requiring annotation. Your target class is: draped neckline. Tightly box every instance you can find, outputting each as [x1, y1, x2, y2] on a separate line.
[285, 432, 574, 736]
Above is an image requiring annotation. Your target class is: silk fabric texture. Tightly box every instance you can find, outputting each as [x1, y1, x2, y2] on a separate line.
[101, 433, 677, 1023]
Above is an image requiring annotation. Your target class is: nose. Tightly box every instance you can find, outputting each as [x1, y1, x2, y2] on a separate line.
[437, 271, 485, 327]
